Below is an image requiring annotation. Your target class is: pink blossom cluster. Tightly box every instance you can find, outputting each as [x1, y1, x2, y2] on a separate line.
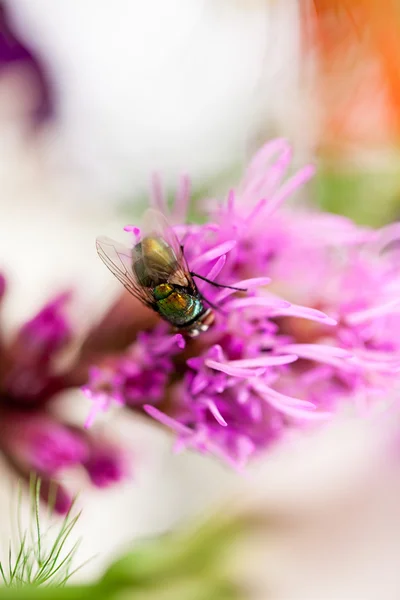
[85, 140, 400, 468]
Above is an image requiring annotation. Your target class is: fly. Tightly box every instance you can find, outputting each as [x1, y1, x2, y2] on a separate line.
[96, 210, 245, 337]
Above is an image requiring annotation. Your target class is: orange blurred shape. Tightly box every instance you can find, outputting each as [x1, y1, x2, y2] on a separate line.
[301, 0, 400, 152]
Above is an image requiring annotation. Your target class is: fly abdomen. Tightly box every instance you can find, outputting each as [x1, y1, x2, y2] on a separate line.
[154, 284, 203, 327]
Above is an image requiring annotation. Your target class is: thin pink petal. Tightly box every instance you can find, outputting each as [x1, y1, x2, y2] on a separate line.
[150, 173, 166, 213]
[173, 174, 191, 223]
[205, 359, 265, 378]
[205, 399, 228, 426]
[227, 189, 235, 212]
[352, 348, 400, 362]
[252, 382, 330, 420]
[346, 300, 400, 325]
[273, 304, 337, 325]
[204, 255, 226, 282]
[173, 438, 187, 454]
[347, 355, 400, 372]
[263, 164, 316, 218]
[227, 354, 298, 368]
[123, 225, 141, 239]
[251, 380, 316, 408]
[84, 407, 99, 429]
[215, 277, 271, 303]
[156, 333, 185, 353]
[246, 138, 291, 176]
[282, 343, 352, 358]
[190, 240, 237, 270]
[245, 198, 268, 225]
[279, 344, 355, 370]
[84, 395, 109, 429]
[227, 297, 291, 310]
[242, 139, 292, 200]
[369, 222, 400, 256]
[143, 405, 192, 435]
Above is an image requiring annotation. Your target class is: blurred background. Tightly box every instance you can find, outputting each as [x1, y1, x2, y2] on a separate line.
[1, 1, 400, 598]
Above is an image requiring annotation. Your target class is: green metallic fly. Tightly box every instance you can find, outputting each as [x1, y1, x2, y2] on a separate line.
[96, 209, 243, 337]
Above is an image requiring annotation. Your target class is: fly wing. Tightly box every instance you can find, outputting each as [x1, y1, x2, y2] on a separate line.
[140, 208, 195, 290]
[96, 236, 156, 307]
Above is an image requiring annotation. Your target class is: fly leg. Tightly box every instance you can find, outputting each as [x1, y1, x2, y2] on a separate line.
[198, 292, 227, 315]
[190, 272, 247, 292]
[180, 243, 246, 295]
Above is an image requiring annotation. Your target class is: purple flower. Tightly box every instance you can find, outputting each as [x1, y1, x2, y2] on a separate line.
[85, 138, 399, 469]
[0, 282, 129, 512]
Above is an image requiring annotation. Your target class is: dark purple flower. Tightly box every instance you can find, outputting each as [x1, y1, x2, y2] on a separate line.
[0, 2, 54, 125]
[0, 412, 88, 475]
[0, 283, 129, 512]
[83, 438, 129, 488]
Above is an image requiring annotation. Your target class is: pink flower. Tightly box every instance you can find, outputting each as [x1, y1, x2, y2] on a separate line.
[269, 224, 400, 414]
[85, 139, 398, 469]
[83, 327, 185, 427]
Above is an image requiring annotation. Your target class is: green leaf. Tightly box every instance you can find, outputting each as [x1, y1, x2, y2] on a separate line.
[0, 476, 88, 587]
[314, 166, 400, 227]
[101, 511, 243, 587]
